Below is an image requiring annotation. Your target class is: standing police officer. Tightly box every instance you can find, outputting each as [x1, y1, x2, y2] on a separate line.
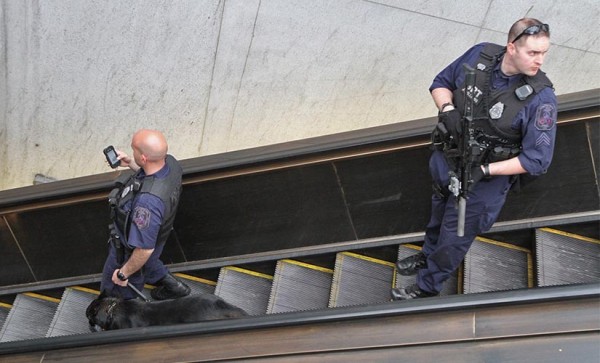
[392, 18, 557, 300]
[101, 129, 191, 300]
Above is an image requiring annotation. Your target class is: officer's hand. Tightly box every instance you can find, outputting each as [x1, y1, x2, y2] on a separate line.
[468, 165, 485, 191]
[439, 109, 462, 143]
[112, 269, 128, 287]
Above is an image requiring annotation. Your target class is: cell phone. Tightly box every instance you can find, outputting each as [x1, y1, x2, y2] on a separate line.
[103, 145, 121, 168]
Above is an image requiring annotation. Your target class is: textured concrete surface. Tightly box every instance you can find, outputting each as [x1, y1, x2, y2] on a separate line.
[1, 0, 598, 190]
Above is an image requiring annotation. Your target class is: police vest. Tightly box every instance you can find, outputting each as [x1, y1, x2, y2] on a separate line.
[452, 43, 553, 163]
[109, 155, 182, 249]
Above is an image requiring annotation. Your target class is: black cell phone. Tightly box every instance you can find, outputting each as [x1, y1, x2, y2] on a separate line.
[103, 145, 121, 168]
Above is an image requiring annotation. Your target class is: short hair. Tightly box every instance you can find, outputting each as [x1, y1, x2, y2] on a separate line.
[508, 18, 550, 43]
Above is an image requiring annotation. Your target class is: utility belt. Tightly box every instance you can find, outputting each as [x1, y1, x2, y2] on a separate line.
[431, 126, 521, 165]
[108, 223, 132, 265]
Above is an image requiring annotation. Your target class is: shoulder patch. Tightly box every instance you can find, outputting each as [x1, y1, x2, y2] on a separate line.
[535, 103, 556, 131]
[132, 206, 151, 230]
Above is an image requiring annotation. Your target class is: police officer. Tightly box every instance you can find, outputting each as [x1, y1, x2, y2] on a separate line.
[101, 129, 191, 300]
[392, 18, 557, 300]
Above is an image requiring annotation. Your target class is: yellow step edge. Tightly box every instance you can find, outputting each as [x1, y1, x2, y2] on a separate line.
[174, 273, 217, 286]
[0, 302, 12, 309]
[70, 286, 100, 295]
[280, 259, 334, 274]
[23, 292, 61, 304]
[224, 266, 274, 280]
[475, 236, 532, 253]
[540, 227, 600, 244]
[399, 243, 423, 252]
[340, 251, 396, 268]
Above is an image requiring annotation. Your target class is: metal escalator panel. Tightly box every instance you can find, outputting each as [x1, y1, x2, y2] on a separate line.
[267, 259, 333, 314]
[536, 228, 600, 286]
[395, 244, 459, 295]
[329, 252, 395, 308]
[464, 237, 532, 294]
[46, 287, 98, 337]
[214, 266, 273, 316]
[174, 273, 217, 295]
[0, 293, 59, 342]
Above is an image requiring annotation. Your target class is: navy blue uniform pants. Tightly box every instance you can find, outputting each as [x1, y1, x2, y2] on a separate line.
[417, 151, 513, 294]
[100, 242, 168, 300]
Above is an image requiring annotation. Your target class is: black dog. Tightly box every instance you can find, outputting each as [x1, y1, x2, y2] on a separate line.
[86, 290, 247, 331]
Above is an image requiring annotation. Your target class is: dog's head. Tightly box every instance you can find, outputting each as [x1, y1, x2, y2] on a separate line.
[86, 290, 122, 332]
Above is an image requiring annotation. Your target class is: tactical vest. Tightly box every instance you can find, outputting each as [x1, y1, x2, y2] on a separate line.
[450, 43, 553, 164]
[108, 155, 182, 249]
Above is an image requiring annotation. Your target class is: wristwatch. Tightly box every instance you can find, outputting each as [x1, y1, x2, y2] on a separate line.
[440, 102, 454, 112]
[117, 270, 128, 281]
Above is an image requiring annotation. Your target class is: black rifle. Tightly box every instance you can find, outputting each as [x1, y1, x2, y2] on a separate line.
[448, 64, 482, 237]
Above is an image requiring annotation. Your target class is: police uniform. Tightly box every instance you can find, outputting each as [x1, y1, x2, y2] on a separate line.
[100, 154, 184, 300]
[410, 42, 557, 295]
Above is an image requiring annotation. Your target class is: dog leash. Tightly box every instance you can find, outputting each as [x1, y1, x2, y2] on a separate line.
[127, 282, 150, 302]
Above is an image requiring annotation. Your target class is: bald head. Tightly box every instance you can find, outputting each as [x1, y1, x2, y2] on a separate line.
[131, 129, 168, 162]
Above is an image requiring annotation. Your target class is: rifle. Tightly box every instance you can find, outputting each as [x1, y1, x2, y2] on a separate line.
[448, 64, 481, 237]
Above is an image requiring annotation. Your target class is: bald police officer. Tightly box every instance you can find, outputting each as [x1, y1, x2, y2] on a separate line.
[101, 129, 190, 300]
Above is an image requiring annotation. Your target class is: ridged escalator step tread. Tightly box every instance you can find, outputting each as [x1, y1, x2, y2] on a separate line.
[46, 287, 99, 337]
[214, 266, 273, 316]
[267, 259, 333, 314]
[329, 252, 395, 308]
[536, 228, 600, 286]
[0, 293, 59, 342]
[464, 237, 532, 294]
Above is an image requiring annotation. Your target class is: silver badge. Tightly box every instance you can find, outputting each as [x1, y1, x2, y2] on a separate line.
[476, 63, 486, 71]
[121, 185, 132, 198]
[489, 102, 505, 119]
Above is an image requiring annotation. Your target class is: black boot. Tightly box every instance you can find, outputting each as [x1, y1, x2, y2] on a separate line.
[391, 283, 437, 301]
[151, 272, 191, 300]
[396, 252, 427, 276]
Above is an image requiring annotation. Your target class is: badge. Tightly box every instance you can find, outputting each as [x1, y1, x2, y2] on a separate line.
[133, 207, 151, 230]
[535, 104, 556, 131]
[121, 185, 132, 199]
[476, 63, 486, 71]
[489, 102, 505, 119]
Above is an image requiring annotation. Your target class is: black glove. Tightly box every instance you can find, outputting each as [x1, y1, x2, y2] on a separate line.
[468, 165, 485, 191]
[438, 109, 462, 143]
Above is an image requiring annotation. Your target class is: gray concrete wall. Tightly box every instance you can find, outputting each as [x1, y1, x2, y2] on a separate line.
[1, 0, 599, 190]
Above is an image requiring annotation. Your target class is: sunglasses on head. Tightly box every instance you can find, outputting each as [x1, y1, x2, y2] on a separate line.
[512, 23, 550, 43]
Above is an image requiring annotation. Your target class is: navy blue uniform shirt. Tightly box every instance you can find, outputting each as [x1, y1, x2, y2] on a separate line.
[430, 42, 557, 176]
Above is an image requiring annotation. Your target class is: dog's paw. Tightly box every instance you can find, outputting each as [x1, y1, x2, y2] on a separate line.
[88, 323, 103, 333]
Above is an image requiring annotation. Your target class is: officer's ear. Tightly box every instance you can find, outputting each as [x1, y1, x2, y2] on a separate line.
[506, 42, 517, 55]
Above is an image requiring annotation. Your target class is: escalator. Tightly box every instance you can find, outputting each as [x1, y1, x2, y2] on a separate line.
[0, 89, 598, 361]
[0, 218, 598, 361]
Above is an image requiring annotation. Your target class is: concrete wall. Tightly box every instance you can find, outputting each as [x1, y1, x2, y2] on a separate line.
[1, 0, 599, 190]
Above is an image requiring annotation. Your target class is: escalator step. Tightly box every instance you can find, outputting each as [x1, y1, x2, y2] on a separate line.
[46, 287, 98, 337]
[464, 237, 532, 294]
[214, 266, 273, 316]
[395, 244, 459, 295]
[329, 252, 395, 308]
[0, 303, 11, 332]
[267, 259, 333, 314]
[0, 293, 59, 342]
[175, 273, 217, 295]
[536, 228, 600, 286]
